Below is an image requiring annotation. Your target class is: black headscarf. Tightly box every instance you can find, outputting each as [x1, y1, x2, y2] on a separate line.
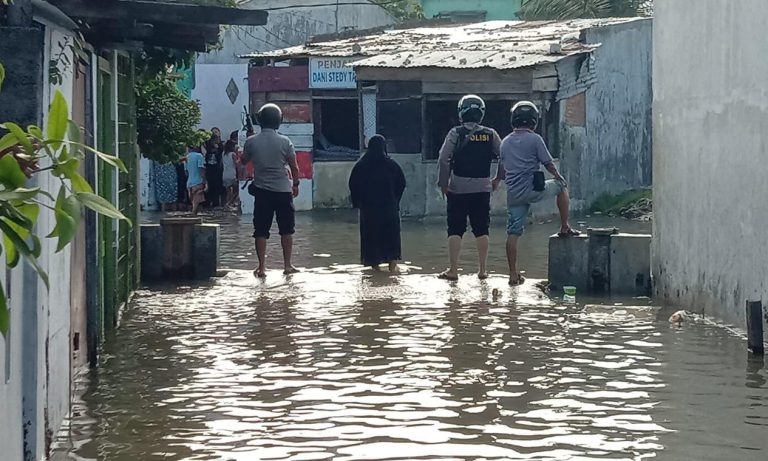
[363, 134, 388, 161]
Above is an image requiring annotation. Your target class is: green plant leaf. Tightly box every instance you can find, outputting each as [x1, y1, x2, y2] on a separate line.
[75, 192, 130, 222]
[2, 232, 18, 267]
[28, 125, 44, 140]
[0, 187, 40, 202]
[61, 141, 127, 172]
[53, 206, 77, 252]
[0, 133, 17, 152]
[0, 62, 5, 93]
[0, 281, 8, 337]
[0, 122, 34, 154]
[67, 120, 82, 144]
[0, 154, 28, 188]
[47, 90, 68, 150]
[53, 157, 80, 178]
[26, 254, 49, 290]
[0, 219, 34, 263]
[70, 172, 93, 193]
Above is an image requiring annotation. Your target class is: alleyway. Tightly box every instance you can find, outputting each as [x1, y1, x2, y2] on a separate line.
[52, 213, 767, 460]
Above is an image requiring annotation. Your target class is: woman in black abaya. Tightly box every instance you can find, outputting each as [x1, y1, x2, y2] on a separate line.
[348, 135, 406, 272]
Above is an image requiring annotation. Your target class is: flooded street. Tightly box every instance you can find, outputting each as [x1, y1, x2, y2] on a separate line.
[52, 212, 767, 460]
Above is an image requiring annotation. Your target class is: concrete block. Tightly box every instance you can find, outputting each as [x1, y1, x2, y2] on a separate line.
[193, 224, 220, 279]
[548, 234, 589, 291]
[313, 161, 355, 209]
[140, 224, 162, 281]
[161, 217, 202, 279]
[610, 233, 651, 296]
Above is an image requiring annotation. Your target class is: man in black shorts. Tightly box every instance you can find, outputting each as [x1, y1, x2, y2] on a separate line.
[242, 103, 300, 277]
[437, 95, 503, 280]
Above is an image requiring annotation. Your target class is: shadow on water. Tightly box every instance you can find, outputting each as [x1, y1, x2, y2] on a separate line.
[51, 212, 768, 460]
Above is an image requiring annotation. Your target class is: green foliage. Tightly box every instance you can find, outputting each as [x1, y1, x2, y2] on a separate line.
[136, 78, 203, 164]
[0, 69, 129, 336]
[590, 188, 651, 214]
[519, 0, 649, 20]
[374, 0, 424, 21]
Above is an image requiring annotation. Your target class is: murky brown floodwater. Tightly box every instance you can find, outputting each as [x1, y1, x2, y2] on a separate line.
[52, 212, 767, 460]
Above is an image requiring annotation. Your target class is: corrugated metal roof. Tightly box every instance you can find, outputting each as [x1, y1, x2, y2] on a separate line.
[241, 18, 645, 70]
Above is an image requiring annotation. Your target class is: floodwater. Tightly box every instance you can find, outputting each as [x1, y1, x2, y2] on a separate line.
[52, 212, 768, 461]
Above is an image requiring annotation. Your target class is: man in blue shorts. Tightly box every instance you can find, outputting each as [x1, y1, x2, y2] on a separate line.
[497, 101, 579, 286]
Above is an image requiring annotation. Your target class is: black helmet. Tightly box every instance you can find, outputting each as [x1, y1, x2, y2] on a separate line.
[257, 103, 282, 130]
[511, 101, 539, 129]
[458, 94, 486, 123]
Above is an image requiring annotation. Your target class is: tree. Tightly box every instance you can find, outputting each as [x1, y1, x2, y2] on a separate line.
[0, 62, 129, 336]
[518, 0, 651, 21]
[374, 0, 424, 21]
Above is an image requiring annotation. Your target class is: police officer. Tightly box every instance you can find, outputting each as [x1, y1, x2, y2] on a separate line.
[437, 95, 503, 281]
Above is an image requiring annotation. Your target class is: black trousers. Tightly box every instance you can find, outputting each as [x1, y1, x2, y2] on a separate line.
[446, 192, 491, 238]
[252, 187, 295, 239]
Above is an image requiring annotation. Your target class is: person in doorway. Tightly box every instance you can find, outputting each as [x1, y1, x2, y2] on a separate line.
[205, 127, 224, 207]
[242, 103, 300, 277]
[498, 101, 579, 286]
[437, 94, 502, 281]
[222, 133, 240, 210]
[185, 143, 207, 215]
[349, 135, 407, 273]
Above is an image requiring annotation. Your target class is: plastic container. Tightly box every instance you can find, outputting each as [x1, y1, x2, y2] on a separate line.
[563, 286, 577, 304]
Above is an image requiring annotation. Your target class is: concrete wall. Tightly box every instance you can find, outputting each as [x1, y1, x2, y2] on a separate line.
[191, 63, 249, 133]
[313, 157, 549, 218]
[0, 18, 77, 460]
[421, 0, 522, 20]
[653, 0, 768, 325]
[581, 19, 653, 206]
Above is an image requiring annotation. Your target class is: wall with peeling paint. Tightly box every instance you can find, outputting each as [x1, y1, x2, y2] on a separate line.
[653, 0, 768, 326]
[583, 19, 653, 206]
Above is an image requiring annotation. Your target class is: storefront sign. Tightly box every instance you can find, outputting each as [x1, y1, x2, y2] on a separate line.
[309, 57, 357, 89]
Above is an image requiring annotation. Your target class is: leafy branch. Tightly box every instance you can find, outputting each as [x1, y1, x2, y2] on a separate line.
[0, 62, 129, 336]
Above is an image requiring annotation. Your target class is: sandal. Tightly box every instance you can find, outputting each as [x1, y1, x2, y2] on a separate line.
[438, 270, 459, 281]
[558, 228, 581, 238]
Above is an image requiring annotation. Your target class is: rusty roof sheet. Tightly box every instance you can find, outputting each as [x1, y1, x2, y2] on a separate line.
[241, 18, 644, 70]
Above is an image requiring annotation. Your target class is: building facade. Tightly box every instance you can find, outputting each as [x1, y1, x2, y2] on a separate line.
[192, 0, 393, 140]
[653, 0, 767, 326]
[243, 18, 652, 218]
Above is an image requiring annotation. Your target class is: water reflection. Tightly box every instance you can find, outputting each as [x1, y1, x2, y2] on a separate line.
[52, 213, 767, 460]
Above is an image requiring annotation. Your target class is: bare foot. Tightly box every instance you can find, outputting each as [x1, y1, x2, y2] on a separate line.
[254, 268, 266, 278]
[509, 274, 525, 286]
[283, 266, 299, 275]
[438, 269, 459, 281]
[388, 262, 401, 273]
[478, 272, 489, 280]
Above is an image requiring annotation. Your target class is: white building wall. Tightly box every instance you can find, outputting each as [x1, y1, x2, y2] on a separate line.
[653, 0, 768, 326]
[191, 63, 249, 134]
[0, 264, 25, 461]
[38, 24, 75, 459]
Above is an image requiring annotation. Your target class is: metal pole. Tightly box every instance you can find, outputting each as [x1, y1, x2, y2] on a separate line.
[746, 300, 765, 355]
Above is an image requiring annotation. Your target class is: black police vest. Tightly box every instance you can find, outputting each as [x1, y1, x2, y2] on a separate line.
[451, 126, 495, 178]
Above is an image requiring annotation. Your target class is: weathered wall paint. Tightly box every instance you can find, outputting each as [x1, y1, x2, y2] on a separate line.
[421, 0, 523, 20]
[582, 19, 653, 205]
[653, 0, 768, 325]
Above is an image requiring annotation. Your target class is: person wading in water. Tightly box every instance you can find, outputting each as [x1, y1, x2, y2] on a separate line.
[241, 103, 300, 277]
[349, 134, 407, 273]
[437, 95, 503, 281]
[498, 101, 579, 286]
